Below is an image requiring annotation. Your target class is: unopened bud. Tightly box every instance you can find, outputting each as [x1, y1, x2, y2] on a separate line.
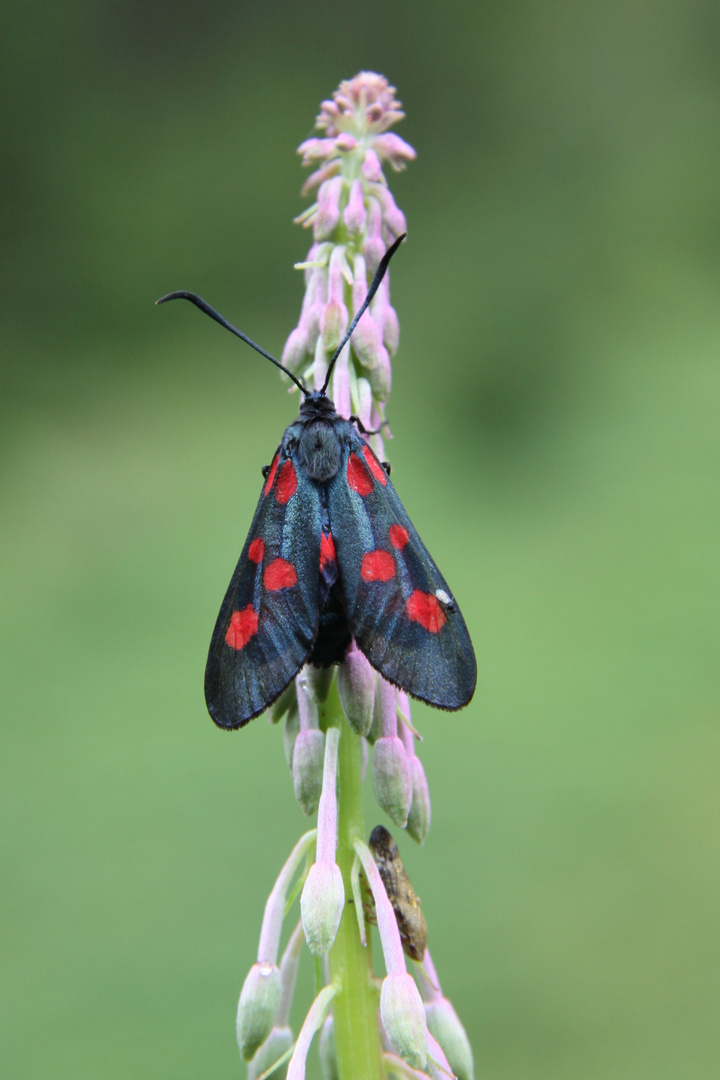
[281, 325, 310, 373]
[366, 344, 392, 401]
[320, 300, 348, 352]
[405, 756, 431, 845]
[426, 999, 474, 1080]
[335, 132, 357, 152]
[380, 973, 428, 1070]
[314, 176, 343, 239]
[337, 645, 375, 735]
[297, 136, 336, 163]
[363, 199, 385, 275]
[292, 730, 326, 816]
[300, 861, 345, 956]
[369, 184, 407, 237]
[382, 302, 400, 355]
[283, 707, 300, 770]
[269, 683, 297, 725]
[343, 178, 366, 235]
[306, 664, 334, 703]
[332, 344, 351, 418]
[372, 736, 412, 827]
[236, 961, 283, 1061]
[318, 1013, 339, 1080]
[362, 148, 383, 182]
[372, 133, 417, 170]
[247, 1025, 293, 1080]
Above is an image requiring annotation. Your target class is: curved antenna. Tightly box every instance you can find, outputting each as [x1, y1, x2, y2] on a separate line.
[320, 233, 406, 394]
[156, 291, 308, 395]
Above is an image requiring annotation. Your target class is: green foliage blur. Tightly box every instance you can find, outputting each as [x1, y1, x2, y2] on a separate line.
[2, 3, 719, 1078]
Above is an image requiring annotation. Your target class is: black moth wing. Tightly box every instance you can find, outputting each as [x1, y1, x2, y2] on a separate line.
[204, 446, 322, 728]
[328, 434, 477, 710]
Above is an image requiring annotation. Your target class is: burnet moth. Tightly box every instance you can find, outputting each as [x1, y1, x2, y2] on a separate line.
[157, 236, 476, 729]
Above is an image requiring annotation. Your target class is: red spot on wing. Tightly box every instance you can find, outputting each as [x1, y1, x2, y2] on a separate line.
[320, 532, 336, 571]
[361, 550, 395, 582]
[389, 524, 409, 550]
[362, 445, 387, 486]
[263, 455, 279, 495]
[347, 452, 373, 496]
[275, 460, 298, 504]
[248, 537, 265, 564]
[225, 605, 259, 650]
[264, 558, 298, 591]
[406, 591, 447, 633]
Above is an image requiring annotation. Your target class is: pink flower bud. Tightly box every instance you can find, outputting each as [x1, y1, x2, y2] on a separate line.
[312, 334, 329, 392]
[335, 133, 357, 152]
[369, 184, 407, 237]
[320, 246, 349, 351]
[349, 254, 382, 370]
[305, 664, 334, 703]
[301, 159, 341, 197]
[417, 952, 474, 1080]
[317, 99, 338, 121]
[337, 642, 375, 735]
[314, 176, 343, 239]
[425, 1000, 474, 1080]
[372, 132, 417, 170]
[372, 736, 412, 827]
[292, 673, 324, 814]
[320, 302, 348, 353]
[363, 198, 386, 275]
[283, 707, 300, 770]
[247, 1026, 293, 1080]
[236, 961, 283, 1061]
[293, 730, 325, 816]
[301, 861, 344, 956]
[356, 376, 373, 429]
[301, 729, 344, 954]
[297, 137, 337, 163]
[380, 973, 428, 1070]
[343, 179, 366, 236]
[287, 983, 338, 1080]
[362, 148, 383, 182]
[305, 267, 328, 344]
[331, 343, 351, 419]
[281, 325, 309, 373]
[370, 276, 400, 356]
[365, 345, 392, 401]
[406, 756, 431, 845]
[383, 303, 400, 355]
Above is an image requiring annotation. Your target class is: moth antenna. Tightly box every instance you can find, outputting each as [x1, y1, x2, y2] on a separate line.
[156, 291, 308, 394]
[320, 233, 406, 394]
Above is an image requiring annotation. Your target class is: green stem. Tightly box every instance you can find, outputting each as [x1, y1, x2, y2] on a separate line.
[320, 680, 385, 1080]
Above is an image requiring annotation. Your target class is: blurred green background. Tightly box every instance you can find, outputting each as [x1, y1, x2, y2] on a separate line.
[2, 2, 719, 1078]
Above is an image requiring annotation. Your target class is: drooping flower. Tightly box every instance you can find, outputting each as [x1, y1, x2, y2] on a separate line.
[300, 728, 344, 955]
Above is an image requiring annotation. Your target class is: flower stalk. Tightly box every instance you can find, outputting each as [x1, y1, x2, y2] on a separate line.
[233, 73, 472, 1080]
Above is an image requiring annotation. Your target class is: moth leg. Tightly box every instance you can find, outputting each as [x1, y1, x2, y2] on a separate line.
[349, 415, 390, 437]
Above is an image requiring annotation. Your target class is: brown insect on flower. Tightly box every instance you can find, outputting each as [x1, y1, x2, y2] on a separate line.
[369, 825, 428, 962]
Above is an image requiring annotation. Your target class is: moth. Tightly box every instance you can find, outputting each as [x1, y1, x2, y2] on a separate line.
[158, 236, 476, 729]
[369, 824, 428, 962]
